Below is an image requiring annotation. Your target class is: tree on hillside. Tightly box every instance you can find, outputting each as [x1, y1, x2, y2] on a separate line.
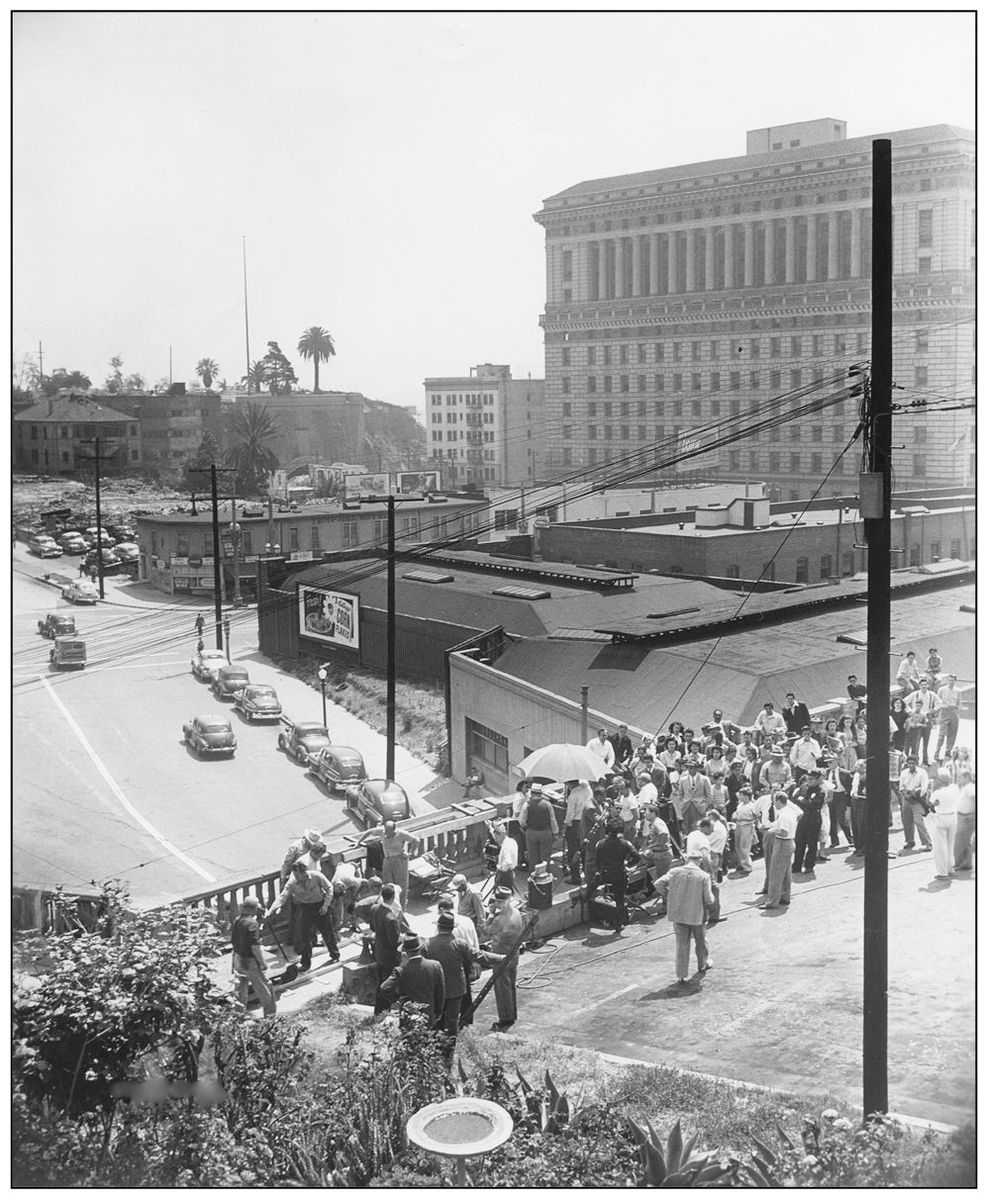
[182, 430, 221, 488]
[259, 341, 297, 396]
[296, 326, 336, 393]
[123, 372, 146, 392]
[42, 369, 92, 396]
[242, 360, 266, 395]
[195, 358, 220, 391]
[104, 355, 124, 393]
[226, 401, 280, 492]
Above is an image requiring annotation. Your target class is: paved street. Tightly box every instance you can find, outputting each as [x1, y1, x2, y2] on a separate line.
[13, 551, 440, 907]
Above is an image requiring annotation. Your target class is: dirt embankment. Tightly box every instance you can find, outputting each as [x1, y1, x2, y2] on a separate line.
[13, 475, 191, 528]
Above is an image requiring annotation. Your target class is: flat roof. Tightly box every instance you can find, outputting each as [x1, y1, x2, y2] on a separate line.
[135, 496, 486, 526]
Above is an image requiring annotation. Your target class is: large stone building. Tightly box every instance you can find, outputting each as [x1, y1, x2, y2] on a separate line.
[424, 363, 546, 487]
[533, 119, 975, 499]
[12, 394, 142, 476]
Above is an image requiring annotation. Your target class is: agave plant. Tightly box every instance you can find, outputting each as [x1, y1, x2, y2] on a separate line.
[629, 1117, 741, 1187]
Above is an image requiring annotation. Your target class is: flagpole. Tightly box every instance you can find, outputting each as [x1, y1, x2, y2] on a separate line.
[242, 235, 251, 394]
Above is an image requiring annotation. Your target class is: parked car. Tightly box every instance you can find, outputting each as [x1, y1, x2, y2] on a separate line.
[241, 504, 265, 518]
[232, 683, 283, 722]
[309, 745, 368, 792]
[345, 778, 412, 826]
[277, 720, 331, 763]
[112, 541, 140, 564]
[212, 664, 251, 700]
[59, 531, 88, 554]
[85, 526, 115, 548]
[28, 535, 63, 558]
[61, 580, 100, 605]
[182, 714, 237, 757]
[50, 636, 87, 670]
[191, 648, 227, 682]
[107, 523, 136, 542]
[84, 547, 122, 574]
[38, 612, 77, 638]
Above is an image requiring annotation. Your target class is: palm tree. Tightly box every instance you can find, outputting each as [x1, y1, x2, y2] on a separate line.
[195, 357, 220, 390]
[225, 401, 280, 492]
[296, 326, 336, 393]
[243, 360, 266, 394]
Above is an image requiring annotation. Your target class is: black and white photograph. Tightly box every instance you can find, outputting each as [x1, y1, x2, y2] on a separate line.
[12, 11, 975, 1187]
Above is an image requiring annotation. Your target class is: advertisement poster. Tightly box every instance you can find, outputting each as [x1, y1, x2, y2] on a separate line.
[396, 470, 441, 494]
[344, 472, 390, 497]
[298, 586, 360, 649]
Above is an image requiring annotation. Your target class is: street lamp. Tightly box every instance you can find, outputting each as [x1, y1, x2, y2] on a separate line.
[229, 517, 243, 607]
[317, 665, 328, 728]
[264, 542, 281, 556]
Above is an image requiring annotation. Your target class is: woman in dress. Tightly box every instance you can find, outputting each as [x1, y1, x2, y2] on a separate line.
[889, 697, 909, 751]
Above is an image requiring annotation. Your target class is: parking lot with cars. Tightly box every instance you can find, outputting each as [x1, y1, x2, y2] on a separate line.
[13, 552, 440, 907]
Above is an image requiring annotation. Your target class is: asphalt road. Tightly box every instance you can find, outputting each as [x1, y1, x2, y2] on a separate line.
[13, 553, 439, 908]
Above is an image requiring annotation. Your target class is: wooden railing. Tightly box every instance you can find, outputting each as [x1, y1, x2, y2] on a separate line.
[178, 797, 510, 929]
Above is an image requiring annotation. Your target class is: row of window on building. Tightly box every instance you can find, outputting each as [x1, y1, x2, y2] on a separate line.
[429, 393, 496, 405]
[26, 422, 139, 440]
[559, 361, 942, 395]
[430, 411, 496, 423]
[430, 430, 496, 442]
[430, 447, 497, 461]
[559, 445, 939, 479]
[558, 331, 879, 367]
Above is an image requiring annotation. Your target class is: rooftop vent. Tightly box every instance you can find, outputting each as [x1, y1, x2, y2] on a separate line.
[403, 569, 454, 584]
[493, 584, 552, 601]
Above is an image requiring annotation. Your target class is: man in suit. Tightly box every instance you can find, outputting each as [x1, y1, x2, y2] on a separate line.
[374, 935, 445, 1028]
[483, 887, 524, 1032]
[781, 692, 812, 737]
[370, 883, 406, 999]
[673, 757, 713, 836]
[424, 911, 503, 1036]
[654, 850, 715, 984]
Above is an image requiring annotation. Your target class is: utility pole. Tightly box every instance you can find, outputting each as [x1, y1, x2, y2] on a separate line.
[37, 340, 44, 390]
[861, 137, 893, 1121]
[386, 494, 396, 782]
[93, 438, 105, 599]
[189, 464, 237, 651]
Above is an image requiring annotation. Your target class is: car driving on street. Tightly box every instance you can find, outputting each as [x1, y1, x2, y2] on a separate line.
[50, 636, 87, 671]
[345, 778, 412, 826]
[38, 612, 77, 638]
[182, 714, 237, 757]
[232, 683, 283, 722]
[61, 580, 100, 605]
[211, 664, 251, 701]
[309, 745, 368, 793]
[191, 648, 227, 682]
[277, 720, 332, 763]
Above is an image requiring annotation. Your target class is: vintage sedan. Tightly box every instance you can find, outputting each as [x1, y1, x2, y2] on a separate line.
[191, 648, 227, 682]
[113, 541, 140, 564]
[309, 745, 367, 792]
[183, 714, 237, 758]
[28, 535, 63, 558]
[61, 580, 100, 605]
[211, 664, 251, 701]
[277, 720, 331, 764]
[59, 532, 88, 554]
[84, 547, 122, 575]
[345, 778, 412, 827]
[38, 612, 77, 638]
[232, 683, 283, 722]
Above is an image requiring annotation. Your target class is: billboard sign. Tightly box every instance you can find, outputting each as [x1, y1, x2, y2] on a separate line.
[298, 585, 360, 650]
[344, 472, 390, 497]
[395, 470, 441, 494]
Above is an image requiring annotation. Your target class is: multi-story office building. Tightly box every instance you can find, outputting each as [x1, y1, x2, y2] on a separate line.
[13, 394, 142, 476]
[424, 363, 546, 487]
[534, 120, 975, 499]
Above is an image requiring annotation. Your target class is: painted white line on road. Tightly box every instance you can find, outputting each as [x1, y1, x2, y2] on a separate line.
[573, 982, 637, 1016]
[38, 674, 216, 883]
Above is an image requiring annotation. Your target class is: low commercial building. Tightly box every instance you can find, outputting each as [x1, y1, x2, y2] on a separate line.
[13, 394, 142, 476]
[134, 494, 486, 598]
[447, 572, 975, 792]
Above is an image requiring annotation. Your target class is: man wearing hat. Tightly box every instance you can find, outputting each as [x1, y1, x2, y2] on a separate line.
[594, 818, 643, 934]
[265, 860, 339, 971]
[759, 792, 800, 909]
[897, 755, 933, 852]
[654, 849, 715, 984]
[449, 873, 486, 934]
[374, 934, 445, 1028]
[761, 746, 792, 792]
[934, 674, 963, 761]
[673, 757, 712, 837]
[518, 783, 559, 871]
[483, 887, 524, 1031]
[792, 768, 828, 873]
[424, 911, 502, 1035]
[279, 828, 326, 886]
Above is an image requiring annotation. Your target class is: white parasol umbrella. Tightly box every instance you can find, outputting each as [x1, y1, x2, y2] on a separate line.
[514, 743, 611, 783]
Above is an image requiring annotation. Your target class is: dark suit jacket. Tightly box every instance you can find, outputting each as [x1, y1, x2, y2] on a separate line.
[377, 955, 445, 1023]
[782, 703, 812, 735]
[423, 931, 477, 999]
[371, 902, 402, 976]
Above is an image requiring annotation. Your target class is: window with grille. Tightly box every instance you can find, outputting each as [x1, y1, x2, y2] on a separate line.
[466, 718, 509, 773]
[795, 557, 809, 583]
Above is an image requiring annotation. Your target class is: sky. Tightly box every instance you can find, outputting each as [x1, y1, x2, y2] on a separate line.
[13, 12, 975, 418]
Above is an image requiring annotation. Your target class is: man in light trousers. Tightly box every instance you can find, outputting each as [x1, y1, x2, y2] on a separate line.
[654, 849, 714, 984]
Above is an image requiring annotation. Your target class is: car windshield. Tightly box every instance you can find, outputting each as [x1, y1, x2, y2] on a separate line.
[202, 722, 230, 733]
[249, 687, 276, 697]
[225, 670, 249, 680]
[201, 652, 224, 661]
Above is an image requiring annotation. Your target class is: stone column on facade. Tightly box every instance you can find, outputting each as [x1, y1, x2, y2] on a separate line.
[743, 222, 754, 286]
[685, 228, 697, 292]
[806, 214, 818, 282]
[613, 238, 624, 298]
[598, 241, 608, 300]
[850, 208, 862, 277]
[764, 220, 775, 285]
[649, 233, 660, 294]
[630, 236, 642, 296]
[827, 211, 839, 279]
[785, 217, 796, 283]
[724, 223, 735, 289]
[705, 227, 716, 290]
[668, 231, 679, 294]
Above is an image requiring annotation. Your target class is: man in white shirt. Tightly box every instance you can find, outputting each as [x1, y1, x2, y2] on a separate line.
[492, 823, 518, 892]
[754, 701, 787, 743]
[897, 754, 932, 853]
[563, 779, 595, 883]
[934, 674, 963, 761]
[762, 747, 793, 792]
[927, 768, 960, 879]
[732, 787, 759, 874]
[586, 728, 615, 770]
[904, 678, 941, 766]
[789, 727, 822, 782]
[895, 650, 921, 694]
[759, 793, 800, 909]
[954, 769, 976, 872]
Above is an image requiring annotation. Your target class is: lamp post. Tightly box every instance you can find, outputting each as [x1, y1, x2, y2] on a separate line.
[230, 511, 243, 607]
[317, 664, 328, 729]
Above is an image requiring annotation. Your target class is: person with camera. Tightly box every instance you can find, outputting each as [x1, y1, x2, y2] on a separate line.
[594, 817, 643, 934]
